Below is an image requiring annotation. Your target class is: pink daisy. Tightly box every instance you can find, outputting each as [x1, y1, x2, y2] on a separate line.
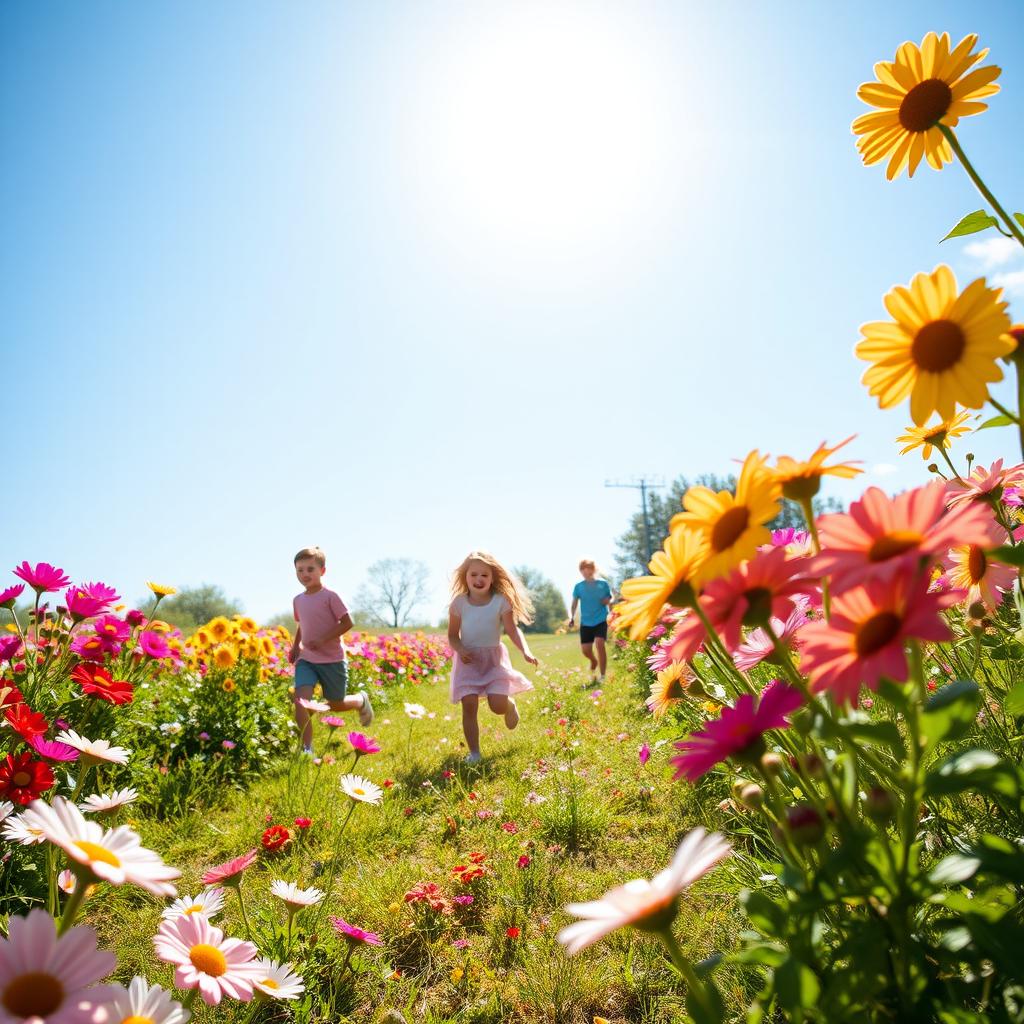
[0, 637, 23, 664]
[0, 585, 24, 609]
[799, 570, 960, 706]
[201, 848, 259, 887]
[329, 917, 383, 946]
[347, 732, 381, 755]
[28, 736, 80, 762]
[93, 615, 131, 643]
[699, 547, 817, 651]
[813, 482, 992, 594]
[12, 562, 71, 594]
[69, 634, 114, 662]
[64, 586, 111, 622]
[647, 613, 706, 672]
[0, 909, 117, 1024]
[671, 681, 803, 781]
[946, 459, 1024, 510]
[733, 602, 810, 672]
[138, 631, 170, 659]
[153, 913, 259, 1006]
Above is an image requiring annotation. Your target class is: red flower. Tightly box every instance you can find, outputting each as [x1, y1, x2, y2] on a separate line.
[500, 822, 519, 834]
[0, 751, 55, 804]
[293, 817, 312, 830]
[468, 851, 487, 864]
[0, 684, 23, 709]
[382, 779, 394, 789]
[4, 703, 48, 744]
[506, 926, 521, 939]
[517, 855, 531, 869]
[71, 664, 134, 705]
[261, 825, 292, 853]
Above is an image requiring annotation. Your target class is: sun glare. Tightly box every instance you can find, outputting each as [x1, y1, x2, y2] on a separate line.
[405, 7, 676, 260]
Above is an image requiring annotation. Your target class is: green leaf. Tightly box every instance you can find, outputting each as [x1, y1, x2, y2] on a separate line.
[686, 976, 726, 1024]
[921, 679, 981, 747]
[1015, 212, 1024, 229]
[977, 414, 1015, 430]
[941, 210, 998, 241]
[774, 957, 821, 1014]
[925, 748, 1020, 801]
[740, 889, 786, 938]
[990, 545, 1024, 568]
[930, 853, 981, 884]
[1005, 680, 1024, 717]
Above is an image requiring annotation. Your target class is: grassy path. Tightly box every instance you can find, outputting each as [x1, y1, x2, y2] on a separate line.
[94, 635, 747, 1023]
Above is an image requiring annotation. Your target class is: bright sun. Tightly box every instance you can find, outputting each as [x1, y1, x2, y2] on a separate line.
[405, 7, 675, 257]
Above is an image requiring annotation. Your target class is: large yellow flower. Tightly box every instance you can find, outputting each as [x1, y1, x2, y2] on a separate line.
[897, 409, 973, 460]
[671, 451, 780, 584]
[647, 662, 695, 718]
[207, 617, 232, 643]
[852, 32, 1001, 180]
[772, 436, 863, 502]
[614, 528, 708, 641]
[213, 645, 237, 669]
[234, 616, 259, 634]
[857, 266, 1013, 426]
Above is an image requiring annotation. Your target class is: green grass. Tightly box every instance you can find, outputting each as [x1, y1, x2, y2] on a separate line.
[87, 635, 748, 1024]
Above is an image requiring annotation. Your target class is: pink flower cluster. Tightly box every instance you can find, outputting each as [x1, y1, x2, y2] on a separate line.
[346, 631, 452, 686]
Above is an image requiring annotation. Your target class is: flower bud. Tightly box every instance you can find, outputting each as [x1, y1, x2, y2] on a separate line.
[785, 804, 824, 846]
[927, 463, 940, 475]
[968, 601, 987, 621]
[738, 783, 763, 809]
[760, 752, 784, 777]
[863, 786, 896, 823]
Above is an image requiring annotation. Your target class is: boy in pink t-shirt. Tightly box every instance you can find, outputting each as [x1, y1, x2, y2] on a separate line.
[290, 546, 373, 755]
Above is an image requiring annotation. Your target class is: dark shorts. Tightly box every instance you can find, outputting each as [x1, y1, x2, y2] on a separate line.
[294, 659, 349, 701]
[579, 622, 608, 644]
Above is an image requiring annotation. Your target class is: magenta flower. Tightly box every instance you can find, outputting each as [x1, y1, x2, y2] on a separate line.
[70, 633, 116, 661]
[639, 743, 650, 766]
[138, 630, 170, 659]
[222, 740, 237, 751]
[201, 848, 258, 887]
[80, 581, 119, 605]
[671, 681, 804, 781]
[454, 894, 474, 906]
[29, 735, 80, 762]
[0, 584, 24, 609]
[93, 614, 131, 643]
[347, 732, 381, 756]
[65, 586, 111, 621]
[125, 609, 146, 627]
[13, 562, 71, 594]
[0, 636, 23, 663]
[321, 715, 346, 729]
[329, 917, 383, 946]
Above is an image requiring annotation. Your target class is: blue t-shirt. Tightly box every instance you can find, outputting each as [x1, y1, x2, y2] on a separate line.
[572, 579, 612, 627]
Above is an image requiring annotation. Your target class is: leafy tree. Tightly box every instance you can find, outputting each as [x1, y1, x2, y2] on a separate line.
[514, 566, 568, 634]
[147, 584, 242, 634]
[614, 473, 844, 580]
[354, 558, 430, 628]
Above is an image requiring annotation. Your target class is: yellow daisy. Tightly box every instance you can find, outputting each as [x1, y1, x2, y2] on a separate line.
[146, 581, 177, 597]
[852, 32, 1001, 180]
[235, 616, 259, 634]
[614, 528, 708, 641]
[896, 409, 973, 460]
[207, 617, 232, 643]
[646, 662, 694, 718]
[857, 265, 1013, 426]
[671, 451, 780, 584]
[193, 627, 212, 648]
[772, 436, 863, 502]
[213, 646, 237, 669]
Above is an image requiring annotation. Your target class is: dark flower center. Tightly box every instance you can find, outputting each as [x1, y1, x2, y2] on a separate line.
[968, 545, 987, 583]
[898, 78, 953, 132]
[868, 530, 922, 562]
[855, 611, 903, 656]
[912, 319, 966, 373]
[711, 506, 750, 552]
[666, 676, 686, 700]
[742, 587, 774, 628]
[2, 973, 63, 1018]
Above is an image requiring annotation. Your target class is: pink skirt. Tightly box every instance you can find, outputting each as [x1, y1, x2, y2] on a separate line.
[449, 644, 534, 704]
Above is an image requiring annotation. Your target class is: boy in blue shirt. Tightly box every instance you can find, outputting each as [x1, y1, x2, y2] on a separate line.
[568, 559, 613, 683]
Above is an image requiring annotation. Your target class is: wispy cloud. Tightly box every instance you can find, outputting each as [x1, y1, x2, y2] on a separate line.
[963, 236, 1020, 270]
[992, 268, 1024, 298]
[870, 462, 898, 476]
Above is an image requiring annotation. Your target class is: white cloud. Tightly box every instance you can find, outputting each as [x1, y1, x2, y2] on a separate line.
[992, 269, 1024, 298]
[963, 236, 1020, 270]
[871, 463, 898, 476]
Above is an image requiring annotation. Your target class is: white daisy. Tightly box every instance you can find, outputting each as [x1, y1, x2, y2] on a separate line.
[339, 774, 383, 805]
[54, 730, 130, 766]
[79, 788, 139, 814]
[557, 827, 732, 954]
[403, 703, 427, 719]
[0, 801, 13, 825]
[94, 976, 190, 1024]
[26, 796, 180, 897]
[2, 807, 47, 845]
[251, 959, 305, 1000]
[161, 887, 226, 921]
[297, 698, 330, 713]
[269, 880, 324, 912]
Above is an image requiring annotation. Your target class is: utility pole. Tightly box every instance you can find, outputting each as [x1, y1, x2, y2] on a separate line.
[605, 478, 665, 566]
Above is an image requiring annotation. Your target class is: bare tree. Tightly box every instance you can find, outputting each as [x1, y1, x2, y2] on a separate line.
[355, 559, 431, 628]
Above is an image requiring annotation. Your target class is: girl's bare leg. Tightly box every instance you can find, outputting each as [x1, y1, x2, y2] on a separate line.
[294, 695, 313, 747]
[462, 695, 481, 754]
[487, 693, 519, 730]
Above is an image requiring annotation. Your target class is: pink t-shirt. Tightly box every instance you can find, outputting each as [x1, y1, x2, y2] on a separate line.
[293, 587, 349, 664]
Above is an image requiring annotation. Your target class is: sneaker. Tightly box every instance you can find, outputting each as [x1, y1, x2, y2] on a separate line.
[598, 675, 606, 684]
[504, 698, 520, 731]
[358, 691, 374, 727]
[464, 751, 482, 765]
[302, 745, 314, 757]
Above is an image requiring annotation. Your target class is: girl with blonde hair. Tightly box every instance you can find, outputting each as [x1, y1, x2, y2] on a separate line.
[447, 551, 538, 764]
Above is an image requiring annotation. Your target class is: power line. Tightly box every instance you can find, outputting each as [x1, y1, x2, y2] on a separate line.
[605, 477, 665, 565]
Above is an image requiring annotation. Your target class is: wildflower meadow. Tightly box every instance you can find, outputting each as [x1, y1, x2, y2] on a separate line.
[3, 24, 1024, 1024]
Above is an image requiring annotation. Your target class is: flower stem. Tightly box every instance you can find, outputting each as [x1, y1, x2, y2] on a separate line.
[1015, 350, 1024, 460]
[58, 874, 91, 934]
[939, 124, 1024, 248]
[657, 929, 717, 1018]
[234, 882, 253, 941]
[936, 445, 963, 483]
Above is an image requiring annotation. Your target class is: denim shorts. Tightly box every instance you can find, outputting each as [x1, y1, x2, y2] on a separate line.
[294, 659, 348, 701]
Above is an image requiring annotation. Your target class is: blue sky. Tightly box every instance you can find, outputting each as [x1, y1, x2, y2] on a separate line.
[2, 1, 1023, 624]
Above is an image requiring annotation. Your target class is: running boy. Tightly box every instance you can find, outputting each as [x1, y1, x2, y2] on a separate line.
[289, 546, 372, 755]
[568, 559, 613, 683]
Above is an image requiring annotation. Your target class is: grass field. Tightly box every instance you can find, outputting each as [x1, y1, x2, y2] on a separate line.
[89, 633, 749, 1024]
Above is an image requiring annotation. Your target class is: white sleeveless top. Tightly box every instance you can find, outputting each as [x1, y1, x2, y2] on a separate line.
[453, 593, 509, 648]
